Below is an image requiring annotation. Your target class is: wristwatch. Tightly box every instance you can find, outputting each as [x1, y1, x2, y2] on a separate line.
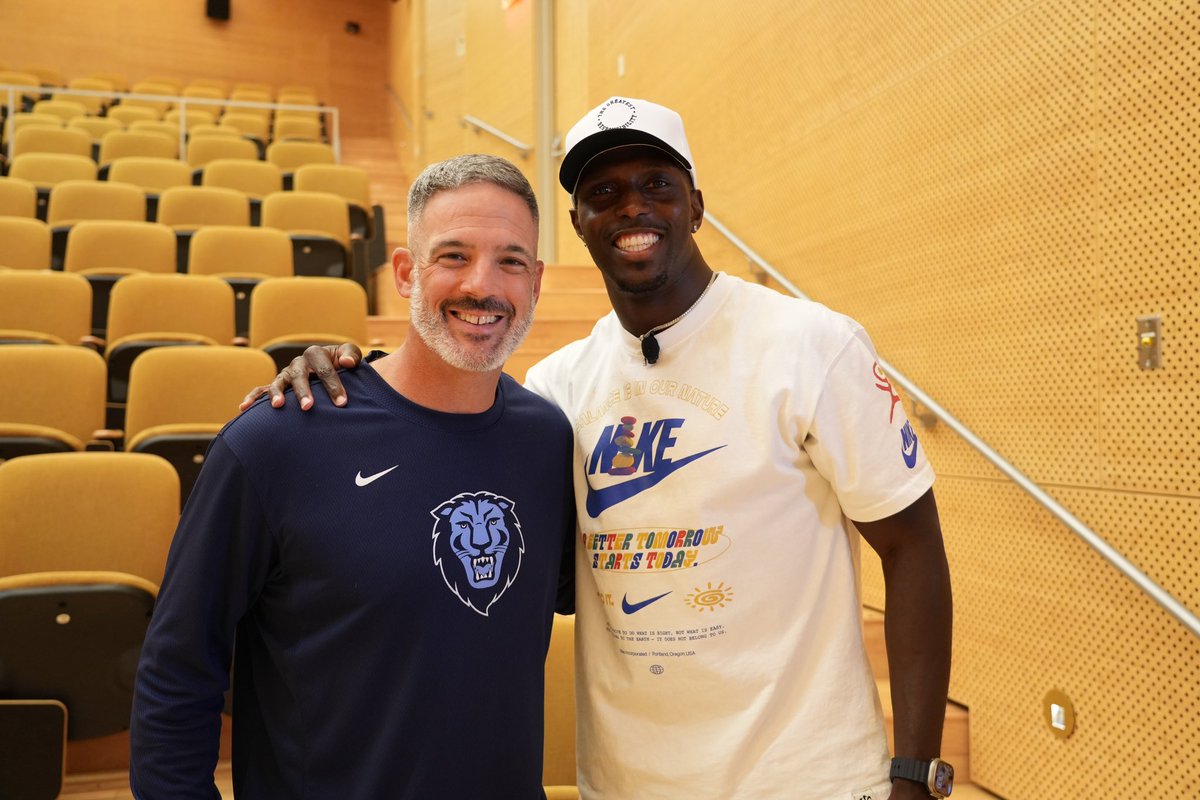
[889, 757, 954, 798]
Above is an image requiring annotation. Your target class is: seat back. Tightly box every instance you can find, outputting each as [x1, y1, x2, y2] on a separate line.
[125, 346, 276, 446]
[98, 129, 178, 166]
[0, 451, 178, 585]
[164, 107, 215, 131]
[107, 274, 234, 347]
[218, 112, 270, 142]
[11, 126, 92, 159]
[185, 135, 259, 168]
[47, 180, 145, 227]
[202, 158, 282, 199]
[30, 100, 87, 125]
[105, 105, 159, 129]
[0, 346, 105, 452]
[63, 220, 177, 276]
[542, 613, 577, 790]
[188, 225, 294, 279]
[0, 217, 51, 270]
[0, 177, 38, 218]
[66, 116, 121, 144]
[7, 154, 97, 190]
[108, 157, 193, 193]
[0, 271, 91, 345]
[2, 112, 61, 146]
[260, 190, 350, 246]
[157, 185, 250, 230]
[272, 117, 322, 142]
[61, 77, 116, 115]
[249, 276, 367, 349]
[293, 163, 371, 209]
[265, 140, 337, 171]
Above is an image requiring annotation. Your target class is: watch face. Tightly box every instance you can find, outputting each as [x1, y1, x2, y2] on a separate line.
[933, 761, 955, 793]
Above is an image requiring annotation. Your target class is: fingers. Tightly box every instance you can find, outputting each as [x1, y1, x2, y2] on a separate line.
[336, 341, 363, 368]
[304, 345, 348, 407]
[238, 384, 270, 413]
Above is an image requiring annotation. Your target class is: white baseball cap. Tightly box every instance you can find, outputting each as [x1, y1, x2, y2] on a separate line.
[559, 96, 698, 194]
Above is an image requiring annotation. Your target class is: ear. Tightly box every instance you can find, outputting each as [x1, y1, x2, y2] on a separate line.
[689, 189, 705, 233]
[569, 207, 582, 239]
[532, 259, 545, 307]
[393, 247, 416, 298]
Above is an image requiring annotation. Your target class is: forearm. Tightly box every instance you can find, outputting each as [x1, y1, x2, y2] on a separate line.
[880, 534, 953, 759]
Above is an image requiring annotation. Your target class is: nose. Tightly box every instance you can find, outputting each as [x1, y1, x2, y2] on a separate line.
[458, 257, 504, 299]
[615, 185, 650, 218]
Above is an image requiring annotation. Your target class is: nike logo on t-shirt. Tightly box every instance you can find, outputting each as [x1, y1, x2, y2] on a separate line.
[584, 446, 724, 518]
[355, 465, 399, 487]
[621, 591, 672, 614]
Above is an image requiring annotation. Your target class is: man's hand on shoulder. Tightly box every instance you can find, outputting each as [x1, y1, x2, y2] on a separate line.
[238, 343, 363, 412]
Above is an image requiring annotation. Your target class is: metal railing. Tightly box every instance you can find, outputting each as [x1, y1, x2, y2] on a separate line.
[460, 115, 532, 158]
[2, 84, 340, 162]
[702, 211, 1200, 640]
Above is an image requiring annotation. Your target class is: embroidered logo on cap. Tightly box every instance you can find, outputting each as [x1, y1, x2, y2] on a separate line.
[596, 97, 638, 131]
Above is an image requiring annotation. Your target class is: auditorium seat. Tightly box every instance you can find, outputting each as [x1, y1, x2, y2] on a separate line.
[185, 135, 259, 183]
[125, 345, 276, 505]
[294, 163, 377, 240]
[108, 156, 193, 221]
[21, 65, 66, 89]
[7, 154, 98, 221]
[0, 345, 106, 458]
[218, 112, 270, 152]
[261, 189, 352, 280]
[62, 219, 176, 336]
[121, 81, 175, 117]
[47, 180, 146, 270]
[157, 185, 251, 270]
[59, 77, 115, 116]
[165, 107, 216, 132]
[66, 116, 121, 159]
[0, 450, 178, 796]
[265, 140, 337, 188]
[129, 119, 184, 145]
[2, 112, 61, 150]
[202, 158, 282, 224]
[0, 216, 51, 271]
[249, 276, 367, 370]
[0, 70, 42, 109]
[0, 271, 94, 347]
[187, 123, 240, 141]
[97, 130, 178, 178]
[11, 125, 92, 160]
[272, 116, 322, 143]
[30, 99, 87, 126]
[104, 273, 235, 415]
[188, 225, 294, 336]
[0, 176, 38, 217]
[105, 105, 159, 129]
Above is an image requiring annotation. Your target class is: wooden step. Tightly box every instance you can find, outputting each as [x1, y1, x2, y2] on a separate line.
[541, 264, 605, 291]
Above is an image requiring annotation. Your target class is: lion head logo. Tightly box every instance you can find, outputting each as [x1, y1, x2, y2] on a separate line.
[431, 491, 524, 616]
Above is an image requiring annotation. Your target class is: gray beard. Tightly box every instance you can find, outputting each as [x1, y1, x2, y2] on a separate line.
[408, 273, 534, 372]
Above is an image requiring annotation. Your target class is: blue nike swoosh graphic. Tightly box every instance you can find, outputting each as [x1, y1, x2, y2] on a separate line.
[622, 591, 672, 614]
[585, 445, 725, 518]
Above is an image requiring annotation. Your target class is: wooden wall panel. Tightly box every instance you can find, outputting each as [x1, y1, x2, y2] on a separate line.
[416, 0, 1200, 797]
[0, 0, 389, 136]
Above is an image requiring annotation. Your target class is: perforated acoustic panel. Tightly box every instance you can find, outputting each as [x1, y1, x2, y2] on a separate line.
[576, 0, 1199, 796]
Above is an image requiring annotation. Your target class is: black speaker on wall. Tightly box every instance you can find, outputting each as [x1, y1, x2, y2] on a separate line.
[207, 0, 230, 21]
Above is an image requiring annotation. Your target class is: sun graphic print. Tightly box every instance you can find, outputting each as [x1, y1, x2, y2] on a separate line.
[685, 581, 734, 612]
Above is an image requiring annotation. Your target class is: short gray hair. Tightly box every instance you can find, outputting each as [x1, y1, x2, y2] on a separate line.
[407, 154, 539, 247]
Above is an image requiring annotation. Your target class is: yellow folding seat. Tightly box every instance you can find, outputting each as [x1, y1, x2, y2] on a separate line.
[202, 158, 281, 225]
[188, 123, 239, 140]
[0, 450, 178, 794]
[0, 70, 43, 107]
[0, 346, 105, 458]
[121, 81, 177, 116]
[46, 180, 146, 270]
[260, 190, 351, 279]
[272, 116, 322, 143]
[0, 271, 93, 346]
[294, 163, 376, 239]
[249, 276, 366, 370]
[105, 273, 235, 405]
[188, 225, 294, 336]
[0, 176, 39, 218]
[157, 185, 251, 270]
[6, 154, 97, 221]
[58, 77, 116, 115]
[187, 78, 229, 95]
[185, 135, 259, 176]
[218, 112, 270, 142]
[265, 141, 337, 187]
[21, 65, 66, 88]
[108, 157, 193, 221]
[164, 107, 215, 131]
[0, 217, 51, 271]
[125, 346, 276, 504]
[62, 219, 176, 337]
[11, 126, 92, 160]
[30, 99, 87, 125]
[106, 105, 159, 129]
[89, 72, 129, 92]
[2, 112, 61, 150]
[96, 130, 178, 176]
[66, 115, 121, 146]
[129, 119, 185, 144]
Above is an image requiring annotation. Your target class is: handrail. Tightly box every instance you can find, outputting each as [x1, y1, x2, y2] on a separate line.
[461, 114, 532, 158]
[702, 210, 1200, 640]
[2, 83, 341, 162]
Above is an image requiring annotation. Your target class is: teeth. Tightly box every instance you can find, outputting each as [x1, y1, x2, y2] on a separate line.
[455, 312, 501, 325]
[616, 232, 660, 252]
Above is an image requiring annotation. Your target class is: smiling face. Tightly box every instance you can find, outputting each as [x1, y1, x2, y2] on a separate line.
[570, 145, 705, 298]
[398, 181, 543, 372]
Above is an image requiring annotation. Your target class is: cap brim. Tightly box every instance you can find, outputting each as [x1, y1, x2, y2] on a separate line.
[559, 129, 693, 193]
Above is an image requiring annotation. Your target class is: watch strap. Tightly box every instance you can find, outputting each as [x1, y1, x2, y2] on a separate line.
[889, 757, 930, 785]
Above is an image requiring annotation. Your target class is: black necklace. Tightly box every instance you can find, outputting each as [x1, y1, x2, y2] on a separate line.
[638, 273, 719, 365]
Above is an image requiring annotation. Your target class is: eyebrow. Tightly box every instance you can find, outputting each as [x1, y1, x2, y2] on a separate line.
[429, 238, 535, 260]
